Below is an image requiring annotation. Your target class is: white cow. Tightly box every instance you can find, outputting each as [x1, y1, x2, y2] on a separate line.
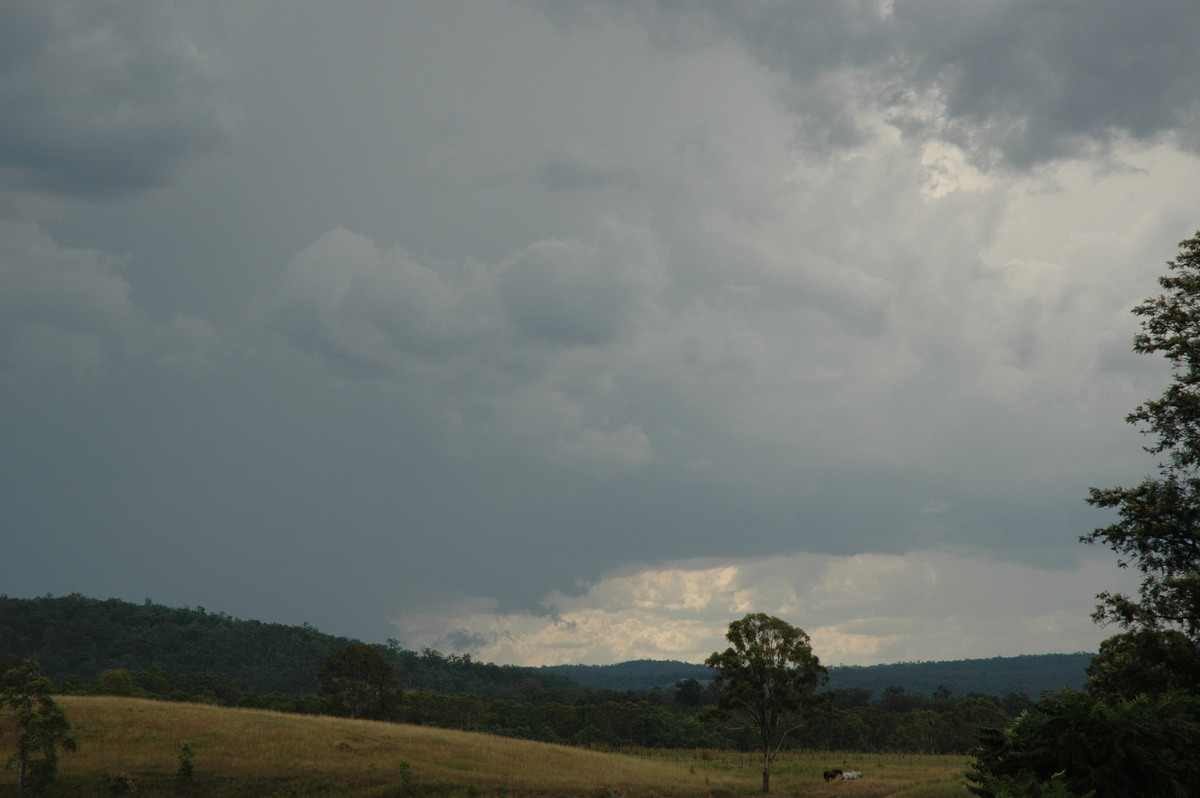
[842, 770, 863, 781]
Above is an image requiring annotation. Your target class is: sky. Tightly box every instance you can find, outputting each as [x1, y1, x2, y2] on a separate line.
[3, 0, 1197, 668]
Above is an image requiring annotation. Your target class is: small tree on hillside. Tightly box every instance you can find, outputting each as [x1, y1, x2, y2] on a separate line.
[318, 643, 403, 720]
[1, 661, 76, 798]
[704, 613, 828, 793]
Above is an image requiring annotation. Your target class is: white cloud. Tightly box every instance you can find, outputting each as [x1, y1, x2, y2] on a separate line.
[391, 550, 1141, 667]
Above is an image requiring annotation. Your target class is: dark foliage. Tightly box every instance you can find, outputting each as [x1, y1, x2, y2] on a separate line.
[1084, 233, 1200, 641]
[827, 653, 1092, 699]
[0, 595, 571, 698]
[1086, 629, 1200, 700]
[1, 660, 76, 797]
[540, 660, 713, 691]
[384, 644, 576, 700]
[967, 689, 1200, 798]
[0, 594, 353, 694]
[318, 643, 402, 719]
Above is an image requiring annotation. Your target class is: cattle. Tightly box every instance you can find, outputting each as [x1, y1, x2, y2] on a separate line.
[842, 770, 864, 781]
[822, 768, 843, 782]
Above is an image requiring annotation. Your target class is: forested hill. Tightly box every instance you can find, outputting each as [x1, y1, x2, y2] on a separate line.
[0, 594, 572, 697]
[541, 653, 1094, 699]
[827, 653, 1094, 699]
[542, 660, 712, 691]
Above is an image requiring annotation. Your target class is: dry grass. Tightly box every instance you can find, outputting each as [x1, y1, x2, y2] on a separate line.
[0, 697, 972, 797]
[634, 749, 972, 798]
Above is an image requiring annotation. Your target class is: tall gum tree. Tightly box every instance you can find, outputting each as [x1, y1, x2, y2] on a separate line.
[704, 613, 828, 793]
[1086, 232, 1200, 644]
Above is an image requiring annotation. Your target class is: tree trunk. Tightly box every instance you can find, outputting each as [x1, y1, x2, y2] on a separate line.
[17, 747, 27, 798]
[761, 744, 772, 792]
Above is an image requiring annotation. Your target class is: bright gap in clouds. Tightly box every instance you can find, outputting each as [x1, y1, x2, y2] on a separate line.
[390, 550, 1141, 667]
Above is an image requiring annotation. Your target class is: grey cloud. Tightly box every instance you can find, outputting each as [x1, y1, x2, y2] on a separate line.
[570, 0, 1200, 167]
[255, 224, 659, 479]
[0, 222, 135, 339]
[538, 148, 639, 193]
[443, 629, 492, 653]
[0, 0, 233, 199]
[258, 221, 668, 367]
[0, 221, 220, 379]
[255, 227, 490, 373]
[259, 220, 667, 363]
[546, 423, 652, 480]
[497, 220, 666, 347]
[890, 0, 1200, 167]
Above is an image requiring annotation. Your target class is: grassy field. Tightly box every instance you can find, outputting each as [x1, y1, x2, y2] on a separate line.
[0, 697, 973, 797]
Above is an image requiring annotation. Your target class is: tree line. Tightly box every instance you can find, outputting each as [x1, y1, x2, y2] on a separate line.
[0, 643, 1021, 757]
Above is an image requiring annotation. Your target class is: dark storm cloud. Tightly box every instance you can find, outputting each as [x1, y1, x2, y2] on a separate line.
[887, 0, 1200, 167]
[0, 0, 233, 199]
[568, 0, 1200, 167]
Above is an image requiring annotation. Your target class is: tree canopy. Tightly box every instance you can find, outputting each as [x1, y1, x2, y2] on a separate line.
[1086, 628, 1200, 701]
[317, 643, 403, 720]
[1, 661, 76, 798]
[1085, 232, 1200, 642]
[704, 613, 827, 793]
[967, 689, 1200, 798]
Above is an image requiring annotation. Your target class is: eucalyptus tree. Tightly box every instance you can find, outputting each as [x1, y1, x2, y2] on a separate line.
[1, 661, 76, 798]
[317, 642, 403, 720]
[1085, 232, 1200, 643]
[704, 613, 828, 793]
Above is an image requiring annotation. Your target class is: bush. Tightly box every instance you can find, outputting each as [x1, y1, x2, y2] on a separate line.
[968, 690, 1200, 798]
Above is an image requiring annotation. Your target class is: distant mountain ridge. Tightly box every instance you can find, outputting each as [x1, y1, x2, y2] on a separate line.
[540, 659, 711, 691]
[824, 652, 1094, 699]
[541, 652, 1095, 699]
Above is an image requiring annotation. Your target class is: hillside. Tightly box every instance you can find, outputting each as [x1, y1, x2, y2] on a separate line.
[0, 593, 349, 693]
[541, 659, 711, 691]
[15, 696, 972, 797]
[542, 653, 1093, 699]
[28, 696, 748, 797]
[0, 594, 572, 698]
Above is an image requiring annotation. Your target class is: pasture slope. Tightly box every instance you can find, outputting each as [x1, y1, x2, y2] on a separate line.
[1, 696, 972, 797]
